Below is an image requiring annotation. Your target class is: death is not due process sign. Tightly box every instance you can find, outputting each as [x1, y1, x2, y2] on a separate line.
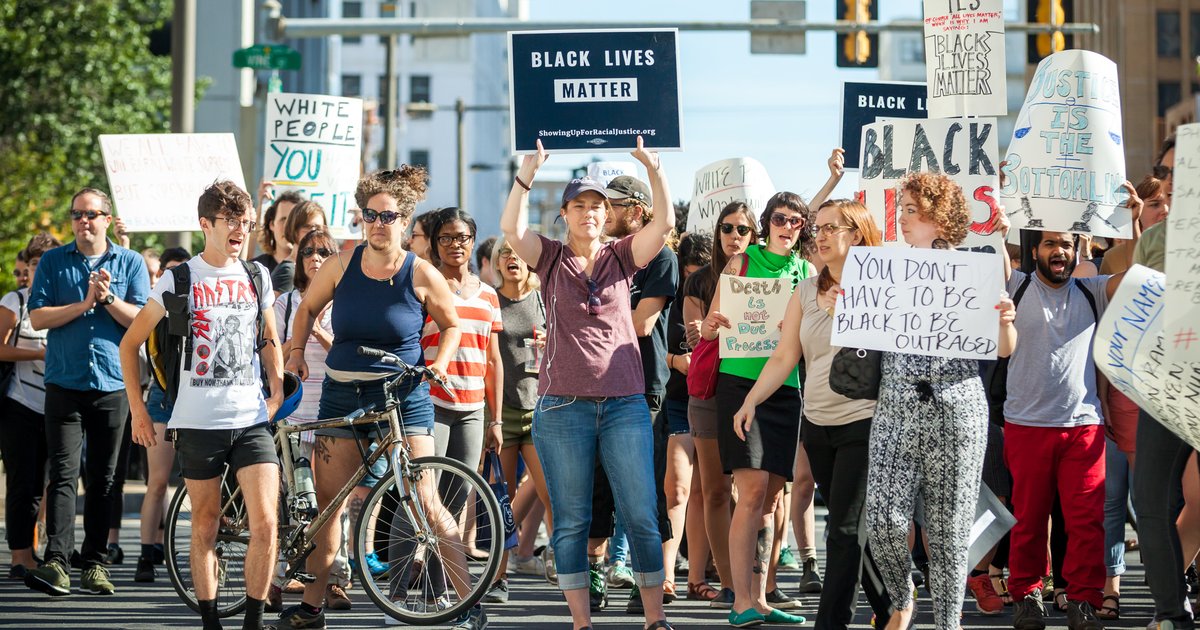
[508, 29, 683, 153]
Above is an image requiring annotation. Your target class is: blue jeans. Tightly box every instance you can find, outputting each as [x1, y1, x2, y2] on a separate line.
[315, 376, 434, 439]
[533, 394, 665, 591]
[1103, 436, 1131, 577]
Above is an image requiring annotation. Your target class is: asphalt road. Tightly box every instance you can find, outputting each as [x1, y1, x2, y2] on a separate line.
[0, 507, 1165, 629]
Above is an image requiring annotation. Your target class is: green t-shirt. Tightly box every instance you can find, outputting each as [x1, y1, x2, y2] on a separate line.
[1133, 221, 1166, 273]
[718, 245, 816, 388]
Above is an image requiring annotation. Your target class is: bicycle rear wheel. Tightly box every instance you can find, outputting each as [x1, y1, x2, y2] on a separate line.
[353, 455, 504, 625]
[164, 473, 249, 617]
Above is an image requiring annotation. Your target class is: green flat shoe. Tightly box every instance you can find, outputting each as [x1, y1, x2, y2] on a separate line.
[765, 608, 807, 624]
[729, 608, 766, 628]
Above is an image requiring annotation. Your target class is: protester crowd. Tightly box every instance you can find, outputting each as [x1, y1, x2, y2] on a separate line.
[0, 129, 1191, 630]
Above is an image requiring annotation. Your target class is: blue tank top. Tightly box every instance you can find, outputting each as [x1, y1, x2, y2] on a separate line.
[327, 245, 426, 373]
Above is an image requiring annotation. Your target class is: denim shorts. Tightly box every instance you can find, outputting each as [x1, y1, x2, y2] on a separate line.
[146, 382, 173, 424]
[316, 375, 435, 439]
[664, 398, 690, 436]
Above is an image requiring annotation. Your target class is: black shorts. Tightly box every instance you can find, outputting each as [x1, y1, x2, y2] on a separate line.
[171, 424, 279, 480]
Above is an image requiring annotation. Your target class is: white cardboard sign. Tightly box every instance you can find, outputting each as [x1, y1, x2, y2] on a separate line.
[922, 0, 1008, 118]
[587, 161, 639, 187]
[718, 273, 794, 359]
[831, 246, 1003, 360]
[1166, 123, 1200, 367]
[687, 158, 776, 235]
[98, 133, 246, 232]
[1000, 50, 1130, 238]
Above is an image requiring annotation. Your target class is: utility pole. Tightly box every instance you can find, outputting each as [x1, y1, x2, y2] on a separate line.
[169, 0, 197, 251]
[384, 35, 399, 169]
[456, 98, 466, 208]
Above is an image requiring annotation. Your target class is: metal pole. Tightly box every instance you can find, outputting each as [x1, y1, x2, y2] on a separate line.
[384, 35, 399, 169]
[169, 0, 196, 251]
[456, 98, 466, 209]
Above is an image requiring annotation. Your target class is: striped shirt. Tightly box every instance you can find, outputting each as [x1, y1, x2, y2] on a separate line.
[421, 282, 503, 411]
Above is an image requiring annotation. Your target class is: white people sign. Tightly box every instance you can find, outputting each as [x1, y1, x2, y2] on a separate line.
[922, 0, 1008, 118]
[687, 157, 776, 235]
[857, 118, 1005, 254]
[718, 273, 793, 359]
[1166, 123, 1200, 367]
[831, 247, 1003, 360]
[98, 133, 246, 232]
[264, 92, 363, 239]
[1001, 50, 1130, 238]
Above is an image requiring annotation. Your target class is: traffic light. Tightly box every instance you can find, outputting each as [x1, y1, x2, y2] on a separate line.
[1027, 0, 1073, 63]
[836, 0, 877, 68]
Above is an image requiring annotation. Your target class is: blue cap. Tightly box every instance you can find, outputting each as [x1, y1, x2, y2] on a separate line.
[560, 176, 609, 207]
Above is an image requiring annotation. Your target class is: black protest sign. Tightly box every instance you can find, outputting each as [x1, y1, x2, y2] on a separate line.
[508, 29, 682, 153]
[841, 81, 928, 169]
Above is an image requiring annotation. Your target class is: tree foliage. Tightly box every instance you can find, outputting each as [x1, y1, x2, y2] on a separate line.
[0, 1, 173, 291]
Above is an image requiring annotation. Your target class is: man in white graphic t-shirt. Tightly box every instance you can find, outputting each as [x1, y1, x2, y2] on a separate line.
[119, 180, 285, 630]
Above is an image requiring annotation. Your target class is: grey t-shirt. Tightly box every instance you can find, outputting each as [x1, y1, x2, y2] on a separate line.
[1004, 270, 1110, 427]
[496, 290, 545, 410]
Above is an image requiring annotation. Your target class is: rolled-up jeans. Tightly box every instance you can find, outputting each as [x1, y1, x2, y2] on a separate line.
[533, 394, 665, 591]
[1103, 436, 1131, 578]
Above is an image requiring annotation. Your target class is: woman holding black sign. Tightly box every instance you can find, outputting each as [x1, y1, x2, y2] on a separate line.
[733, 199, 894, 630]
[499, 137, 675, 630]
[864, 172, 1017, 630]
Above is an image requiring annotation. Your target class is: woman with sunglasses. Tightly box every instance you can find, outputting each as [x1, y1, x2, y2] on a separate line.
[500, 137, 675, 630]
[271, 199, 329, 295]
[283, 166, 476, 629]
[700, 192, 816, 627]
[681, 201, 758, 608]
[865, 172, 1016, 630]
[732, 199, 895, 629]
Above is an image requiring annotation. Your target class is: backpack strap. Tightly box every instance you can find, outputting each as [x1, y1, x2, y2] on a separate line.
[283, 292, 294, 343]
[1072, 278, 1099, 323]
[240, 260, 267, 352]
[1011, 273, 1033, 309]
[12, 291, 24, 347]
[174, 263, 194, 371]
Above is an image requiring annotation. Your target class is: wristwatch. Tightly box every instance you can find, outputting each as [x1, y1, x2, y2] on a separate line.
[101, 294, 115, 306]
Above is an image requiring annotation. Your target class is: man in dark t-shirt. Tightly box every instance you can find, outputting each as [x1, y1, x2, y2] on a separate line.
[583, 175, 678, 613]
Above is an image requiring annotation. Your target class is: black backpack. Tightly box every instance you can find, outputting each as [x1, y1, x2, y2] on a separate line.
[984, 274, 1098, 415]
[147, 260, 267, 404]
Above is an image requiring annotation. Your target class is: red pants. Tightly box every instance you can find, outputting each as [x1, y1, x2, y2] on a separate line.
[1004, 422, 1106, 608]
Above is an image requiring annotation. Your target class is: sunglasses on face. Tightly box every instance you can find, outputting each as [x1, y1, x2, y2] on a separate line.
[718, 223, 753, 236]
[362, 208, 401, 225]
[70, 210, 109, 221]
[300, 246, 334, 258]
[769, 212, 805, 229]
[436, 234, 473, 247]
[585, 278, 601, 316]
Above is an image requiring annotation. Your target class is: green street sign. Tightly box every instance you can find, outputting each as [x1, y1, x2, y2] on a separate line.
[233, 44, 301, 71]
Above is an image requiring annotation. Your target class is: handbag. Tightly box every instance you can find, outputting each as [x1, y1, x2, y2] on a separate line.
[686, 261, 750, 400]
[479, 451, 518, 550]
[0, 291, 25, 395]
[828, 346, 882, 400]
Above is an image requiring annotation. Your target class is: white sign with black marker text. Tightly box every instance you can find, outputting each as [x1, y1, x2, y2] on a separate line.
[922, 0, 1008, 118]
[718, 273, 794, 359]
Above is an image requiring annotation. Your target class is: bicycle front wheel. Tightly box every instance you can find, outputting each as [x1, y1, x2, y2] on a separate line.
[354, 455, 504, 625]
[164, 474, 249, 617]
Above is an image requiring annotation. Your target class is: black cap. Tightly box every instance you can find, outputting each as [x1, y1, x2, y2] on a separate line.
[560, 176, 609, 207]
[605, 175, 650, 203]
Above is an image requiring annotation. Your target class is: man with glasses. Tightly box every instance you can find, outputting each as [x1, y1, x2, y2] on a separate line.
[25, 188, 150, 597]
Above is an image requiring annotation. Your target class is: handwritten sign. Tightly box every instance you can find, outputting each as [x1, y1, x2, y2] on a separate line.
[718, 273, 793, 358]
[1093, 265, 1200, 450]
[857, 118, 1005, 254]
[922, 0, 1008, 118]
[1167, 123, 1200, 367]
[98, 133, 246, 232]
[841, 81, 929, 170]
[587, 161, 638, 186]
[508, 29, 683, 153]
[264, 92, 363, 239]
[832, 246, 1003, 360]
[1001, 50, 1130, 238]
[687, 158, 776, 235]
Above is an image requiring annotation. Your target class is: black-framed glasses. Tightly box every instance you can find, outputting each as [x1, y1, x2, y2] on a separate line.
[436, 234, 473, 247]
[300, 246, 334, 258]
[811, 223, 856, 237]
[718, 223, 753, 236]
[362, 208, 401, 224]
[769, 212, 805, 229]
[585, 278, 601, 316]
[215, 215, 256, 231]
[70, 210, 109, 221]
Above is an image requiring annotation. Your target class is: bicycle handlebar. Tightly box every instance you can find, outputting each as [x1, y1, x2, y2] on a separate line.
[356, 345, 449, 390]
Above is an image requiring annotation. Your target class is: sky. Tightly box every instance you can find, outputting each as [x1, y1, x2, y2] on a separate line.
[526, 0, 918, 205]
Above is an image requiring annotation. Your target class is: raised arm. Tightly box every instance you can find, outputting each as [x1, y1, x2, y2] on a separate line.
[1106, 181, 1144, 300]
[500, 140, 549, 270]
[630, 136, 674, 268]
[808, 148, 846, 212]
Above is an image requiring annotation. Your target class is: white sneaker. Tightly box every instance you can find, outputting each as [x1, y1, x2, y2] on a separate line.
[510, 554, 545, 576]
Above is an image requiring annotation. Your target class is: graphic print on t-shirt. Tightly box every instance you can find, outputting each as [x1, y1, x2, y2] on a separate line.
[189, 277, 259, 388]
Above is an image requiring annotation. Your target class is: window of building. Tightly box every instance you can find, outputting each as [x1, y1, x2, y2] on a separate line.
[899, 36, 924, 65]
[408, 74, 432, 119]
[1158, 11, 1182, 58]
[342, 74, 361, 97]
[409, 149, 430, 174]
[1191, 11, 1200, 58]
[1159, 81, 1182, 117]
[341, 2, 363, 44]
[381, 1, 397, 18]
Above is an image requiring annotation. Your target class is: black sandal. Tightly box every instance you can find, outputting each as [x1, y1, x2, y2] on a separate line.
[645, 621, 674, 630]
[1096, 595, 1120, 620]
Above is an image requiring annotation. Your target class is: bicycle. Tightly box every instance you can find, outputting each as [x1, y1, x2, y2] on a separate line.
[163, 346, 504, 624]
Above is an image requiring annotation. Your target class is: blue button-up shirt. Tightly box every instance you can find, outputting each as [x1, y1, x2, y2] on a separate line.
[28, 239, 150, 392]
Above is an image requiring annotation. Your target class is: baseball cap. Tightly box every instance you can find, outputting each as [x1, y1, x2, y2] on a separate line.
[560, 176, 609, 207]
[605, 175, 650, 203]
